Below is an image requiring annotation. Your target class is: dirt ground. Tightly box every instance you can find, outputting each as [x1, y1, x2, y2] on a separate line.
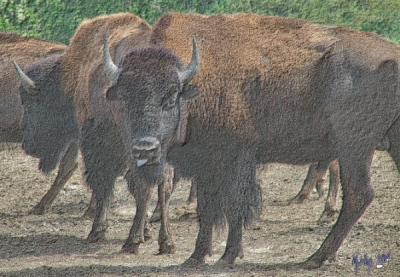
[0, 145, 399, 276]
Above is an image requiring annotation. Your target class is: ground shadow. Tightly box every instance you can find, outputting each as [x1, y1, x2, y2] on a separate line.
[0, 233, 98, 259]
[2, 261, 337, 277]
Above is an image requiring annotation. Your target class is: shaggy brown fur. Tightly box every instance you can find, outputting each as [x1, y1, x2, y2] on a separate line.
[151, 13, 399, 141]
[0, 32, 65, 134]
[61, 13, 151, 124]
[150, 13, 340, 139]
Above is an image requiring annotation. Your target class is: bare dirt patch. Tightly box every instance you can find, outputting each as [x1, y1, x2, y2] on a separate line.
[0, 147, 398, 276]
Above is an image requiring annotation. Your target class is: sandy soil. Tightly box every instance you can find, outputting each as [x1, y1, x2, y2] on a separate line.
[0, 145, 399, 276]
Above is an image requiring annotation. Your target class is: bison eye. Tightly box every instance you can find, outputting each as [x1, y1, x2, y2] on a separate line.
[161, 88, 178, 110]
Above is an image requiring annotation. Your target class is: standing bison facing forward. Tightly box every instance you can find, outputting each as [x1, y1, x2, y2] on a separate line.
[14, 13, 187, 255]
[101, 13, 399, 268]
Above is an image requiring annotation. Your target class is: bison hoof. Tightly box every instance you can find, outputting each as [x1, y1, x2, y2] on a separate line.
[121, 242, 140, 254]
[29, 205, 48, 215]
[299, 254, 327, 269]
[157, 240, 176, 255]
[214, 258, 235, 269]
[317, 209, 338, 225]
[181, 257, 204, 268]
[87, 229, 106, 243]
[297, 259, 322, 270]
[289, 194, 309, 204]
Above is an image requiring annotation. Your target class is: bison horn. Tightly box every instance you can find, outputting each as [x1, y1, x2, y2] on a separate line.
[103, 33, 120, 84]
[178, 38, 200, 84]
[13, 61, 37, 94]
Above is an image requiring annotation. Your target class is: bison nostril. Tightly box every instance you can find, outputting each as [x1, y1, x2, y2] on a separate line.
[132, 137, 160, 151]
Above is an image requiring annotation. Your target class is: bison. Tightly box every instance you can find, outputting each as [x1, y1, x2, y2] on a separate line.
[0, 33, 87, 215]
[98, 12, 399, 268]
[14, 13, 183, 254]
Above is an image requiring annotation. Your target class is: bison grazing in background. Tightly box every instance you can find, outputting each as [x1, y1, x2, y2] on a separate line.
[0, 33, 85, 215]
[98, 12, 399, 268]
[14, 13, 181, 254]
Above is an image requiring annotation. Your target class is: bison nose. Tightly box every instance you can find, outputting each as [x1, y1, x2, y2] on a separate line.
[132, 137, 161, 167]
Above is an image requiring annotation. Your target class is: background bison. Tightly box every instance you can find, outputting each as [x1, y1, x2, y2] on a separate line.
[0, 33, 86, 215]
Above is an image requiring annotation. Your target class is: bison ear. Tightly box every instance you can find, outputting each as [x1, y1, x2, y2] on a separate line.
[180, 84, 199, 101]
[104, 86, 121, 100]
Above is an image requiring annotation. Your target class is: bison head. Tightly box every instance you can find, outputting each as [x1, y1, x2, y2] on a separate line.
[102, 35, 200, 179]
[14, 55, 78, 174]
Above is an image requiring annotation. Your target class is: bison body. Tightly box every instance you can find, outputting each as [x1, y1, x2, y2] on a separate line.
[16, 13, 179, 254]
[0, 33, 80, 215]
[103, 13, 399, 267]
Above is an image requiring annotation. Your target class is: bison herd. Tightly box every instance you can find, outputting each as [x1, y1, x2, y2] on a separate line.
[1, 12, 399, 269]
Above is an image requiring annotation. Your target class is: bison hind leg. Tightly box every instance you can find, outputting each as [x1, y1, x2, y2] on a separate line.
[304, 149, 375, 267]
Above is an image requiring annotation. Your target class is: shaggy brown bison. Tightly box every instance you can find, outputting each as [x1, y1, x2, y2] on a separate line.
[14, 13, 181, 254]
[0, 33, 84, 215]
[99, 12, 399, 268]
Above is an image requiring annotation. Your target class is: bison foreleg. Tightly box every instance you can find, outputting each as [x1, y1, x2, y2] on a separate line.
[30, 142, 78, 215]
[149, 200, 161, 223]
[157, 164, 176, 254]
[82, 190, 96, 219]
[216, 149, 258, 267]
[122, 170, 154, 254]
[182, 179, 212, 267]
[87, 189, 113, 243]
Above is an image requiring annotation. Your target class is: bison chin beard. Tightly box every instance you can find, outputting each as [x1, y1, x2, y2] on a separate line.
[133, 163, 164, 186]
